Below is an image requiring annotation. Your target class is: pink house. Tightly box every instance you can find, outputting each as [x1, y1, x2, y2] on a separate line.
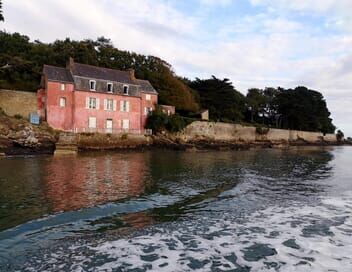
[37, 58, 157, 134]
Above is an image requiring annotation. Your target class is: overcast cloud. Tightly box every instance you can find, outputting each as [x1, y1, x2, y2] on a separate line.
[2, 0, 351, 135]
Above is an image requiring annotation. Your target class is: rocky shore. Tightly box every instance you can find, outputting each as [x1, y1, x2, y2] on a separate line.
[0, 112, 57, 155]
[0, 113, 349, 156]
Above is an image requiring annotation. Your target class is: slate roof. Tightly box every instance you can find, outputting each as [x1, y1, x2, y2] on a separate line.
[135, 79, 158, 94]
[42, 61, 157, 94]
[71, 63, 134, 85]
[43, 65, 74, 83]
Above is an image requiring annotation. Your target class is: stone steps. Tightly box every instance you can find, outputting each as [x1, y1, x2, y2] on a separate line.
[54, 133, 78, 155]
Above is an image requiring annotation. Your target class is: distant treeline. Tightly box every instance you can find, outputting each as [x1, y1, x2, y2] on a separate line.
[0, 31, 335, 133]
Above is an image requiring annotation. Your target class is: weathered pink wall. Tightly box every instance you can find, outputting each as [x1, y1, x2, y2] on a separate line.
[46, 81, 74, 131]
[141, 93, 158, 128]
[72, 91, 142, 132]
[43, 80, 156, 133]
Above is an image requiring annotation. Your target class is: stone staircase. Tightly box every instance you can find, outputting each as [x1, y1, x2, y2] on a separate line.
[54, 132, 78, 155]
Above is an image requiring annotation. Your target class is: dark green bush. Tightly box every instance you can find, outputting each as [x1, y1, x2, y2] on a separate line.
[336, 130, 344, 142]
[256, 125, 270, 135]
[14, 114, 23, 119]
[146, 107, 194, 134]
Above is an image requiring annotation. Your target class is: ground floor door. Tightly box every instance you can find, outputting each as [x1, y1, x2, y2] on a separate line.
[122, 119, 129, 131]
[88, 117, 97, 130]
[106, 119, 113, 133]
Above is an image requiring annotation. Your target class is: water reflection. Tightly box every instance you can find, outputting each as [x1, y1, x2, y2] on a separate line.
[0, 148, 335, 233]
[42, 152, 153, 212]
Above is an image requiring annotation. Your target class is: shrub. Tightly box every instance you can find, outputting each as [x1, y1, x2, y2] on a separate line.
[14, 114, 23, 119]
[121, 133, 128, 140]
[336, 130, 344, 142]
[146, 107, 194, 134]
[256, 125, 269, 135]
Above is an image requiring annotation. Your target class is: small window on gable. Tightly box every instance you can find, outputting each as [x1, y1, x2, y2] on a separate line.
[123, 85, 129, 95]
[60, 84, 65, 91]
[107, 83, 113, 93]
[89, 80, 96, 91]
[146, 94, 151, 101]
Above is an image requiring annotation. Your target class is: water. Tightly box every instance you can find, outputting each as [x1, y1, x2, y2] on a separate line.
[0, 147, 351, 271]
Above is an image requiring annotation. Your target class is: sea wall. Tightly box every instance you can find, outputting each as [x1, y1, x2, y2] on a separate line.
[178, 121, 336, 143]
[0, 89, 37, 118]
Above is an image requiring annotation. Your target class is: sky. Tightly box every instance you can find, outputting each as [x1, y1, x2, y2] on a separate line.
[2, 0, 352, 136]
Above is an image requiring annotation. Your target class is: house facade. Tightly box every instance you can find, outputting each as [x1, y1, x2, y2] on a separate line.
[37, 58, 157, 134]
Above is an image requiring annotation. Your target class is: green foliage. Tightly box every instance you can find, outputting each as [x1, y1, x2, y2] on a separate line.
[14, 114, 23, 119]
[0, 31, 199, 112]
[0, 31, 338, 134]
[255, 126, 269, 135]
[189, 76, 246, 122]
[336, 130, 344, 142]
[120, 133, 128, 140]
[275, 87, 335, 133]
[146, 107, 194, 134]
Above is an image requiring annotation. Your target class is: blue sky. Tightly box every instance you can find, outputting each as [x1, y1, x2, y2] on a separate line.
[2, 0, 352, 135]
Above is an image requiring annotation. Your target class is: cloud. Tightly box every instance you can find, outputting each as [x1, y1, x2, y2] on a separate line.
[2, 0, 352, 134]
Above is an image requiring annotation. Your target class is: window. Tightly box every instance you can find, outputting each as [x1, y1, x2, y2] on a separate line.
[106, 99, 114, 111]
[144, 107, 152, 115]
[89, 97, 97, 109]
[59, 97, 66, 107]
[60, 84, 65, 91]
[88, 117, 97, 129]
[123, 85, 129, 95]
[89, 80, 96, 91]
[121, 100, 130, 112]
[107, 82, 113, 93]
[146, 94, 151, 101]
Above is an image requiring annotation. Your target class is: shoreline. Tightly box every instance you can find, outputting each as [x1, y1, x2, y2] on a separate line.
[1, 136, 350, 157]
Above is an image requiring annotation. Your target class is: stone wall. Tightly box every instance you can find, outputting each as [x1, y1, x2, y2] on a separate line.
[178, 121, 336, 143]
[0, 89, 37, 118]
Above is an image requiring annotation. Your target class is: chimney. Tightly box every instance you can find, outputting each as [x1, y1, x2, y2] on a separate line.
[66, 57, 74, 70]
[128, 68, 136, 81]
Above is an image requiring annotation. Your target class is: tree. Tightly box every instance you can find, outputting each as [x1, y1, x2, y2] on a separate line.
[275, 86, 335, 133]
[246, 88, 267, 123]
[189, 76, 246, 122]
[0, 31, 200, 113]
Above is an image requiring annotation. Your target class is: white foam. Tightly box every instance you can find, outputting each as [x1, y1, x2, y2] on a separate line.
[25, 191, 352, 271]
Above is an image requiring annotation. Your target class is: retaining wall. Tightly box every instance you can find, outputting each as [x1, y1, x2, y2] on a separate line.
[0, 89, 37, 118]
[178, 121, 336, 143]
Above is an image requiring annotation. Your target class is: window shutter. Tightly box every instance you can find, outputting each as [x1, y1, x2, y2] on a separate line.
[96, 98, 100, 110]
[120, 101, 124, 112]
[113, 100, 117, 111]
[126, 101, 130, 112]
[86, 97, 89, 109]
[104, 99, 107, 110]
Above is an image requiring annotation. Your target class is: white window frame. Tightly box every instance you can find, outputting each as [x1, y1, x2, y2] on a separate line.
[89, 80, 96, 91]
[89, 97, 97, 109]
[60, 83, 65, 91]
[59, 97, 66, 107]
[121, 100, 130, 112]
[146, 94, 151, 101]
[107, 82, 113, 93]
[123, 85, 129, 95]
[88, 117, 97, 129]
[106, 99, 113, 111]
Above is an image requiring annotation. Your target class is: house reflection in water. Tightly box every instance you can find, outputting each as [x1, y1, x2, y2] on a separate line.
[42, 152, 152, 212]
